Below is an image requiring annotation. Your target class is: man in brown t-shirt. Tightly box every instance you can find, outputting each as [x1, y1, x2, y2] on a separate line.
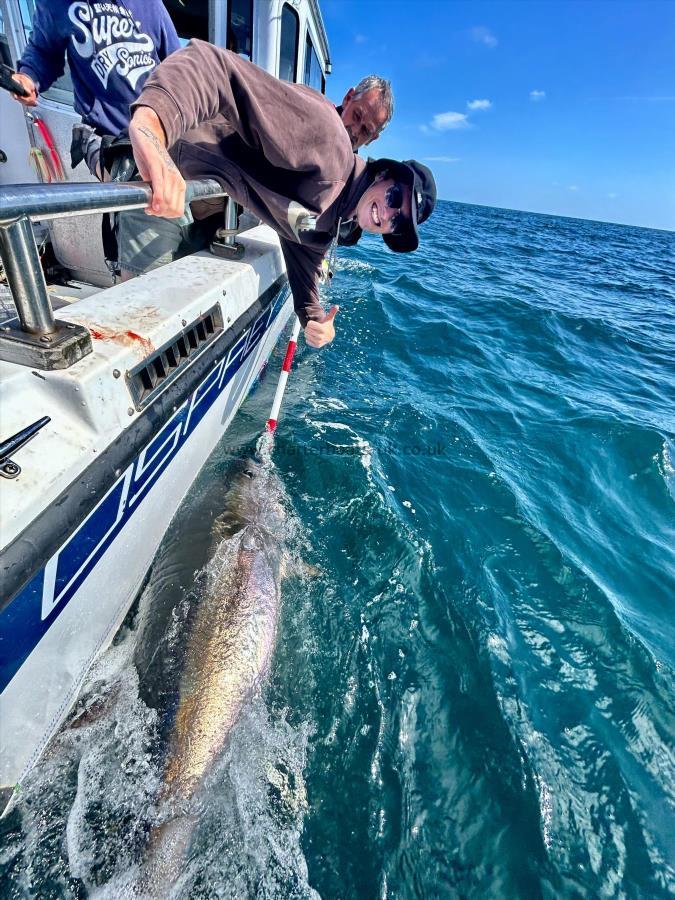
[124, 41, 436, 348]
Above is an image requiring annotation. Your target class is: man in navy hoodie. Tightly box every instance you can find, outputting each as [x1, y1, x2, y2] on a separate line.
[10, 0, 180, 175]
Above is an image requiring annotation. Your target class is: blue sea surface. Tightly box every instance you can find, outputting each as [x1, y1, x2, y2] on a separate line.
[1, 201, 674, 898]
[276, 202, 675, 898]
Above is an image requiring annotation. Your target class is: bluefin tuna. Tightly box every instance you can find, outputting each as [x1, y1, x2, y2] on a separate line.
[142, 446, 295, 890]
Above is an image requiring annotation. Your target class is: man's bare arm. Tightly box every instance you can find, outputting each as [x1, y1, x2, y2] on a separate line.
[128, 106, 186, 217]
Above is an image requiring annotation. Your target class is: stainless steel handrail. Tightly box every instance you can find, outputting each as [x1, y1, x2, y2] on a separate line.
[0, 217, 54, 333]
[0, 178, 226, 224]
[0, 179, 228, 347]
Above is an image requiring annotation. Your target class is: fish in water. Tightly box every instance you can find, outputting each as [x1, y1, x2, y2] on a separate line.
[142, 448, 296, 892]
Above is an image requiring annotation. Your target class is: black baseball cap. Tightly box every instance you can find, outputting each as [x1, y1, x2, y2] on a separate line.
[372, 158, 437, 253]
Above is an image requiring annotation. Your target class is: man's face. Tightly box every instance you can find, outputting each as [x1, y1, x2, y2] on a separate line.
[340, 87, 388, 150]
[356, 175, 412, 235]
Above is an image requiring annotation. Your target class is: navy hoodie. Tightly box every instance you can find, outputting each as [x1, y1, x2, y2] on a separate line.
[18, 1, 180, 135]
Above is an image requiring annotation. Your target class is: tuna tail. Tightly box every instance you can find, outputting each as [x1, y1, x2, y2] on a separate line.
[139, 813, 197, 898]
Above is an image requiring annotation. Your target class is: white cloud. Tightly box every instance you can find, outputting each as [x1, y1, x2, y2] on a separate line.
[425, 156, 461, 163]
[430, 111, 470, 131]
[608, 192, 618, 199]
[470, 26, 498, 48]
[355, 33, 367, 44]
[568, 185, 579, 192]
[467, 99, 492, 111]
[530, 90, 546, 102]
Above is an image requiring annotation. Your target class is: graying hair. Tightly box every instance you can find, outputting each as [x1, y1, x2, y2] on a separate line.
[353, 75, 394, 132]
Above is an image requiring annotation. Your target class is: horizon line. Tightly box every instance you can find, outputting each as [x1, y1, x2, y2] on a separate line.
[436, 198, 673, 234]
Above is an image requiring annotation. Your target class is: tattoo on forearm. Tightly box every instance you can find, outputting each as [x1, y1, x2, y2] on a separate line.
[138, 126, 178, 172]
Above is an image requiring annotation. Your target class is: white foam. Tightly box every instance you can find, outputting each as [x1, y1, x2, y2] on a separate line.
[658, 438, 675, 502]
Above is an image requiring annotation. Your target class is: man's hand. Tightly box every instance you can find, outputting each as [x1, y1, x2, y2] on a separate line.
[10, 73, 38, 106]
[128, 106, 186, 217]
[304, 306, 339, 349]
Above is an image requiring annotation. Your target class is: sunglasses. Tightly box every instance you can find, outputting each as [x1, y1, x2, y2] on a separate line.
[384, 182, 409, 234]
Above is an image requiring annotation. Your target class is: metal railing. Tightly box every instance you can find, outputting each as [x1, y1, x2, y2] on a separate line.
[0, 179, 227, 339]
[0, 178, 226, 225]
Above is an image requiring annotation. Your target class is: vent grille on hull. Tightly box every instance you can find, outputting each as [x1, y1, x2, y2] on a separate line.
[127, 305, 224, 409]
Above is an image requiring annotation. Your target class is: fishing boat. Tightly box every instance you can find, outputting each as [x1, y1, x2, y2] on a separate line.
[0, 0, 331, 814]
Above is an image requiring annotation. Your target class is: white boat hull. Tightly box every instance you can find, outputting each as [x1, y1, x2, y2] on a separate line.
[0, 226, 294, 803]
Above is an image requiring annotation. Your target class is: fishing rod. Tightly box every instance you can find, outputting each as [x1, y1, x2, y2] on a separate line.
[266, 315, 301, 433]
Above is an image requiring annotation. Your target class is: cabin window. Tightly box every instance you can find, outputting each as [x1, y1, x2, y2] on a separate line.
[303, 33, 324, 94]
[279, 4, 299, 82]
[163, 0, 209, 42]
[227, 0, 253, 59]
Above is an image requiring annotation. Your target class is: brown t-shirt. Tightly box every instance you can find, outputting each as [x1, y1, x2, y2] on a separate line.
[131, 40, 368, 326]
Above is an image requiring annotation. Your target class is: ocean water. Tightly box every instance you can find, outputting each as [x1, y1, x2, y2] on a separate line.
[1, 201, 674, 898]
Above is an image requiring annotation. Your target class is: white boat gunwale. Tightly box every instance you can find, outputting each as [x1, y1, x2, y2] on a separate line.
[0, 270, 290, 627]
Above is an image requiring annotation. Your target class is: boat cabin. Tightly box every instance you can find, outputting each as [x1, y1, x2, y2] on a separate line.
[0, 0, 331, 284]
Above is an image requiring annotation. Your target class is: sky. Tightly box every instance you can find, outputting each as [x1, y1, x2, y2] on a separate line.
[320, 0, 675, 231]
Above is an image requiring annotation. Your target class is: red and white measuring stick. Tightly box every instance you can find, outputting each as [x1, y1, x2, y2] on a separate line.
[266, 316, 301, 433]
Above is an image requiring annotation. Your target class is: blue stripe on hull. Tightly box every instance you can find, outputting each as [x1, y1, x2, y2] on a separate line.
[0, 286, 290, 693]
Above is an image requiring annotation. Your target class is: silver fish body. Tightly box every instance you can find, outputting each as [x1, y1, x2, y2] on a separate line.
[163, 521, 283, 803]
[142, 457, 290, 892]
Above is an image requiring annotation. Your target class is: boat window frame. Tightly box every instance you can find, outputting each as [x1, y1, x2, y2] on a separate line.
[278, 2, 299, 83]
[163, 0, 210, 43]
[226, 0, 254, 60]
[0, 6, 13, 68]
[303, 29, 325, 94]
